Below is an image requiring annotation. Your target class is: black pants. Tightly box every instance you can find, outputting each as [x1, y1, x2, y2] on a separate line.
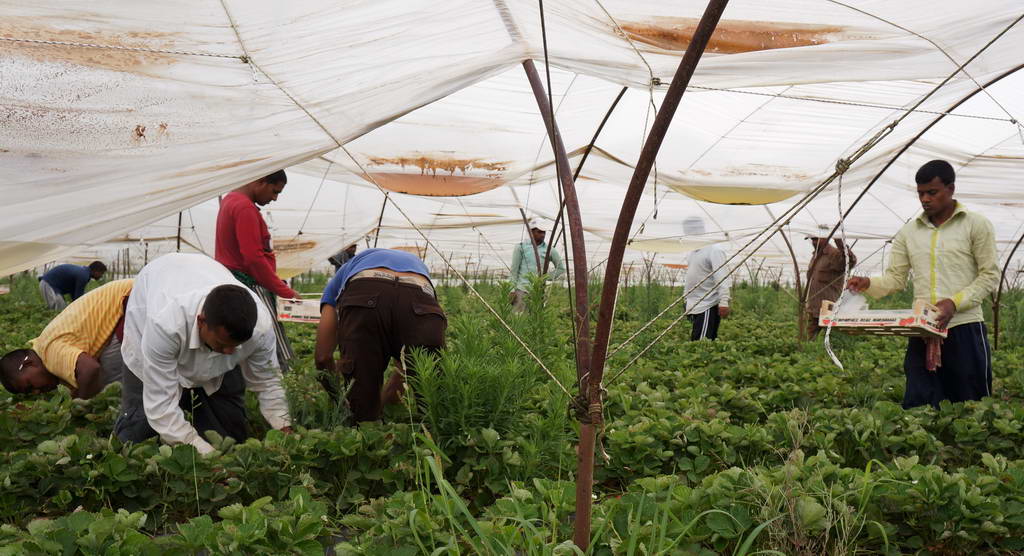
[113, 365, 250, 444]
[688, 305, 721, 341]
[336, 278, 447, 422]
[903, 322, 992, 409]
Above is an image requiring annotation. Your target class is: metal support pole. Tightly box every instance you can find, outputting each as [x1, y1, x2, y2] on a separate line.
[373, 193, 389, 248]
[583, 0, 729, 550]
[521, 58, 596, 549]
[994, 230, 1024, 350]
[176, 212, 183, 253]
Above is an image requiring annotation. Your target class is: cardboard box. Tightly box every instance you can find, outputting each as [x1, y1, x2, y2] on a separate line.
[276, 297, 322, 324]
[819, 298, 947, 338]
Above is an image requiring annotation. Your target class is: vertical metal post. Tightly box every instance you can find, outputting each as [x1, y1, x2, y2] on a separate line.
[521, 58, 596, 548]
[584, 1, 729, 549]
[994, 230, 1024, 350]
[373, 193, 389, 248]
[176, 212, 183, 253]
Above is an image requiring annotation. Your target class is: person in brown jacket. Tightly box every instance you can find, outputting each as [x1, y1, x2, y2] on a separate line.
[804, 237, 857, 339]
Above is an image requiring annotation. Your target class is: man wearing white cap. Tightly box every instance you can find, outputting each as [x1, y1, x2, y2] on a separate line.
[509, 218, 565, 312]
[682, 216, 732, 340]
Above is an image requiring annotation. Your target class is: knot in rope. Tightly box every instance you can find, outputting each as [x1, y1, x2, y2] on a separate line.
[835, 158, 852, 175]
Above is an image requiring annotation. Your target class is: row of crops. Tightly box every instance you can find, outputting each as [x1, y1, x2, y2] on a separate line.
[1, 274, 1023, 554]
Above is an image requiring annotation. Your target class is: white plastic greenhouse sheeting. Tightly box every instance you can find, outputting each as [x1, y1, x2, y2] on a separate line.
[2, 1, 1023, 284]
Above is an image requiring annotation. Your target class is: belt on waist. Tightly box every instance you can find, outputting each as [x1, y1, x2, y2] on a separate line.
[350, 269, 435, 297]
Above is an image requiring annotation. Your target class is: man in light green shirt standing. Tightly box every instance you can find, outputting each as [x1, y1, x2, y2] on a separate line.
[509, 219, 566, 312]
[848, 160, 998, 409]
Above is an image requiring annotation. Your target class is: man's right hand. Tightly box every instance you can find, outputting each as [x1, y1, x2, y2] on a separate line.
[846, 276, 870, 293]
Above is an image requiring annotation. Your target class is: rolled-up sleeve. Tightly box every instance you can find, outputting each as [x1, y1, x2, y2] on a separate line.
[241, 330, 291, 430]
[866, 230, 910, 299]
[140, 319, 214, 454]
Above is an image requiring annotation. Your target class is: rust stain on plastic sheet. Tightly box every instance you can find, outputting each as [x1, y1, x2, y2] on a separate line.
[364, 155, 510, 197]
[0, 19, 179, 71]
[367, 155, 509, 176]
[274, 239, 317, 253]
[618, 17, 849, 53]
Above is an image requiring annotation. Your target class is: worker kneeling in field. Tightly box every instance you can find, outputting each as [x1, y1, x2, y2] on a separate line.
[115, 253, 292, 455]
[1, 279, 133, 399]
[315, 248, 446, 423]
[847, 160, 998, 409]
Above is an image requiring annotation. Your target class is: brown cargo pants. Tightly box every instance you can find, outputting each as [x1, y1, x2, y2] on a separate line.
[336, 277, 446, 422]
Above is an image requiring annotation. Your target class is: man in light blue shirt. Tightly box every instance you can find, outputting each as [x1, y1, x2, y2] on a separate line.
[509, 219, 565, 312]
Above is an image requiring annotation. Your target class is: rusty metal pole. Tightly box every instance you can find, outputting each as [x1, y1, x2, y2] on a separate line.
[373, 193, 389, 248]
[176, 212, 183, 253]
[521, 58, 596, 548]
[522, 59, 592, 376]
[583, 0, 730, 550]
[994, 230, 1024, 350]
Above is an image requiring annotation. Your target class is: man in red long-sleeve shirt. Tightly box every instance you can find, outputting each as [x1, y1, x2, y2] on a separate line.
[215, 170, 297, 370]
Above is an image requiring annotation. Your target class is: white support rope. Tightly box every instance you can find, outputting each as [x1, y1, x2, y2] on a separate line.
[338, 146, 573, 398]
[683, 85, 1017, 123]
[822, 171, 850, 370]
[219, 0, 343, 149]
[825, 0, 1022, 125]
[291, 160, 333, 241]
[456, 198, 513, 272]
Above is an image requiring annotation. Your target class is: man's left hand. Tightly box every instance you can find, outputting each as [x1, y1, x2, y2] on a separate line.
[719, 306, 731, 318]
[934, 298, 956, 329]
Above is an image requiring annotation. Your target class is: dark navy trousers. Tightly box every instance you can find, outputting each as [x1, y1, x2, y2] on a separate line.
[688, 305, 721, 341]
[903, 322, 992, 409]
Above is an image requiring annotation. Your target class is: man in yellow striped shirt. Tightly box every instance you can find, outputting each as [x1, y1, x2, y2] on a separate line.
[0, 279, 133, 399]
[848, 160, 998, 409]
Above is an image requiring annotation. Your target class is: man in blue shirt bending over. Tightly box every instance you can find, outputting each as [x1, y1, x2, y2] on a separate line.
[314, 248, 446, 422]
[39, 261, 107, 311]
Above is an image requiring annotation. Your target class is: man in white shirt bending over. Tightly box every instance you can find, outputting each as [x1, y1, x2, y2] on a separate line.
[115, 253, 292, 455]
[683, 216, 733, 341]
